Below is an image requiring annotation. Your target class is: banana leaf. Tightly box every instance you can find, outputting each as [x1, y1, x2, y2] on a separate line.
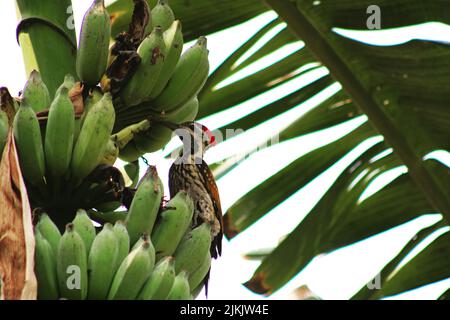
[379, 230, 450, 298]
[16, 0, 77, 97]
[352, 219, 447, 300]
[107, 0, 268, 42]
[264, 0, 450, 225]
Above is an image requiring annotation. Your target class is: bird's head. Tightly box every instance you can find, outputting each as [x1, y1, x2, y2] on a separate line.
[161, 121, 216, 161]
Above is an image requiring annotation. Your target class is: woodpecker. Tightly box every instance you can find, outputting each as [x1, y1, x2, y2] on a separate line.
[163, 121, 223, 260]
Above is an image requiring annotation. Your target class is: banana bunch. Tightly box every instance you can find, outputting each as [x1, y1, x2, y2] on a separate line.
[11, 71, 118, 220]
[34, 167, 212, 300]
[54, 0, 209, 162]
[105, 0, 208, 162]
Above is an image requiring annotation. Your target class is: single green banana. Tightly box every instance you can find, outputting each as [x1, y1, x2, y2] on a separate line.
[87, 223, 119, 300]
[80, 88, 103, 128]
[75, 87, 102, 146]
[189, 251, 211, 290]
[131, 234, 156, 271]
[152, 191, 194, 259]
[124, 161, 139, 188]
[138, 256, 176, 300]
[56, 224, 88, 300]
[72, 209, 96, 255]
[93, 201, 122, 213]
[107, 240, 154, 300]
[88, 209, 127, 224]
[150, 97, 199, 124]
[70, 93, 115, 186]
[134, 123, 173, 154]
[36, 213, 61, 256]
[99, 138, 119, 166]
[174, 223, 212, 275]
[44, 85, 75, 180]
[125, 166, 164, 245]
[152, 37, 209, 112]
[118, 140, 143, 163]
[191, 284, 204, 300]
[57, 74, 76, 92]
[113, 220, 130, 270]
[112, 119, 150, 149]
[13, 98, 46, 189]
[34, 230, 59, 300]
[149, 20, 183, 99]
[22, 70, 51, 112]
[167, 271, 191, 300]
[120, 27, 167, 107]
[151, 0, 175, 32]
[76, 0, 111, 86]
[0, 110, 9, 158]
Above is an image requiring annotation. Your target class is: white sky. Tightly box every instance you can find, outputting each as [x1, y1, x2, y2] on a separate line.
[1, 0, 449, 300]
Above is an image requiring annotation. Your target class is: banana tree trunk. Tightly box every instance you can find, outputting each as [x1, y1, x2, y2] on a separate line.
[16, 0, 78, 98]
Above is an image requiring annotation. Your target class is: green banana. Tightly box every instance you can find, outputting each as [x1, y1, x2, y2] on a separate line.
[112, 119, 150, 149]
[118, 140, 143, 163]
[124, 161, 139, 188]
[167, 271, 191, 300]
[56, 224, 88, 300]
[125, 166, 164, 245]
[138, 256, 175, 300]
[76, 0, 111, 86]
[152, 191, 194, 259]
[150, 97, 199, 124]
[0, 110, 8, 158]
[120, 27, 167, 107]
[36, 213, 61, 256]
[70, 93, 115, 186]
[72, 209, 96, 255]
[58, 74, 76, 92]
[88, 209, 127, 224]
[174, 223, 212, 275]
[87, 223, 119, 300]
[113, 220, 130, 270]
[94, 201, 122, 213]
[149, 20, 183, 99]
[191, 284, 205, 300]
[107, 240, 154, 300]
[152, 37, 209, 112]
[13, 98, 46, 190]
[189, 251, 211, 290]
[22, 70, 51, 112]
[80, 88, 103, 128]
[34, 230, 59, 300]
[134, 123, 173, 154]
[74, 86, 100, 145]
[131, 234, 156, 270]
[151, 0, 175, 32]
[44, 85, 75, 181]
[148, 0, 158, 9]
[99, 138, 119, 166]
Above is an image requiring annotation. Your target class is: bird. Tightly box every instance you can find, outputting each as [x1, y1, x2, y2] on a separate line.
[162, 121, 223, 260]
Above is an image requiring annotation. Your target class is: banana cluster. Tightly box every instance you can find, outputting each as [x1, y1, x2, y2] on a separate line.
[10, 71, 118, 218]
[77, 0, 209, 162]
[34, 166, 212, 300]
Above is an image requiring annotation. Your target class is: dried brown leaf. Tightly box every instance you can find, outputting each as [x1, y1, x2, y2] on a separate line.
[0, 130, 37, 300]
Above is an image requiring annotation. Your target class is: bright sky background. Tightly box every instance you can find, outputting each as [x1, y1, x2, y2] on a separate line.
[1, 0, 449, 300]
